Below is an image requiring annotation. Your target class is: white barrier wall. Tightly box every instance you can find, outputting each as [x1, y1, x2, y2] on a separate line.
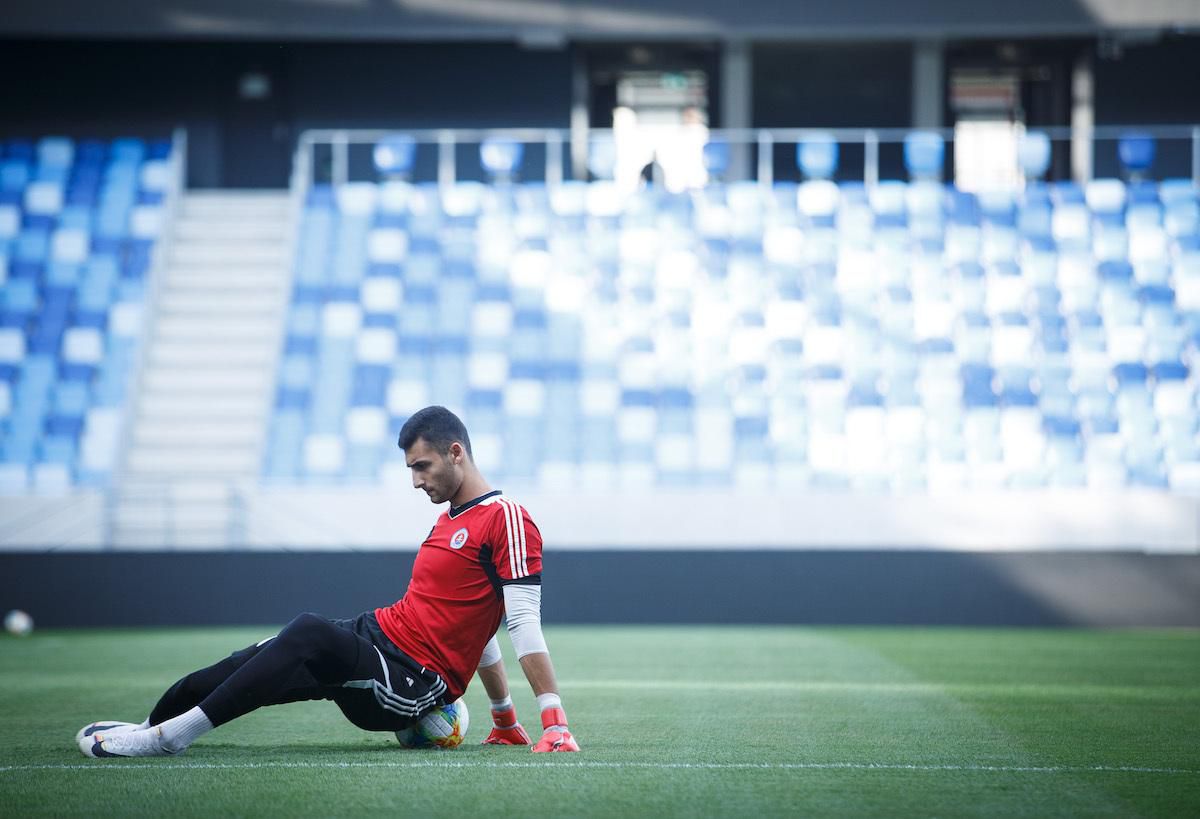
[244, 487, 1200, 553]
[1, 488, 1197, 552]
[0, 492, 106, 549]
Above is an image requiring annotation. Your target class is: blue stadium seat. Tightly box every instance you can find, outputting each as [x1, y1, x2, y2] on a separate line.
[110, 138, 146, 165]
[1, 160, 31, 192]
[904, 132, 944, 179]
[1118, 133, 1155, 176]
[480, 139, 524, 180]
[702, 140, 730, 179]
[798, 133, 839, 180]
[1018, 132, 1051, 180]
[374, 135, 417, 178]
[266, 410, 306, 479]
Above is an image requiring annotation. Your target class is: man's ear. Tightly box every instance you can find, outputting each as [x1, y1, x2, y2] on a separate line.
[449, 442, 464, 464]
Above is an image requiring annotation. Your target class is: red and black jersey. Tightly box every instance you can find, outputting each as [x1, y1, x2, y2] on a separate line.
[375, 490, 542, 701]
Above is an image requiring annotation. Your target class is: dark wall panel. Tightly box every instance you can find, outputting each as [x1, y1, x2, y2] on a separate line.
[0, 39, 573, 188]
[752, 43, 913, 128]
[2, 551, 1197, 628]
[1094, 36, 1200, 126]
[287, 43, 572, 130]
[1092, 35, 1200, 179]
[752, 42, 912, 181]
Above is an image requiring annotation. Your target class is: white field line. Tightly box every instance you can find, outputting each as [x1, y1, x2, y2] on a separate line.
[7, 678, 1196, 701]
[558, 680, 1199, 698]
[1, 761, 1196, 775]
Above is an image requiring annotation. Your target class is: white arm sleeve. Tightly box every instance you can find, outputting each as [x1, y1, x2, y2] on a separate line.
[478, 634, 503, 669]
[502, 583, 548, 659]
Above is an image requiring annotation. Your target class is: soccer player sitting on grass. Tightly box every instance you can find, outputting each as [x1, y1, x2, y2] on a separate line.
[77, 406, 580, 757]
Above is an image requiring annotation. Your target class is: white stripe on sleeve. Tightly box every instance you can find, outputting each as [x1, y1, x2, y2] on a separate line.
[502, 498, 529, 577]
[517, 502, 528, 576]
[500, 497, 520, 579]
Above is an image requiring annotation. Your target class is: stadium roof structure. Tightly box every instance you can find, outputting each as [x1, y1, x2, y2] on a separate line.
[4, 0, 1200, 42]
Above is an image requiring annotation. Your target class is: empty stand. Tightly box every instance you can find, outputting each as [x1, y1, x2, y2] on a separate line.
[266, 168, 1200, 493]
[0, 136, 173, 497]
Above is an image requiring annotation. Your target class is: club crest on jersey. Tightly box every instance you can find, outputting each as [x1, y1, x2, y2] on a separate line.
[449, 528, 469, 550]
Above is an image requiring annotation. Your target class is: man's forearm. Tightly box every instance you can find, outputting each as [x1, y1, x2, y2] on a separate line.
[520, 649, 580, 751]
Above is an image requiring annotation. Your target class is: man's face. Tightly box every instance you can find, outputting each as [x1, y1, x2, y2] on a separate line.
[405, 438, 463, 504]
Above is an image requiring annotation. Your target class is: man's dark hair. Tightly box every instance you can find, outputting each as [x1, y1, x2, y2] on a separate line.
[397, 406, 473, 458]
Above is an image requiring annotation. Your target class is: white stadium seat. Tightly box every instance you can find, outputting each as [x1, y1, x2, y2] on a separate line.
[24, 181, 64, 215]
[345, 407, 388, 444]
[108, 302, 144, 337]
[355, 328, 397, 363]
[304, 435, 346, 474]
[321, 302, 362, 337]
[366, 228, 409, 262]
[61, 328, 104, 364]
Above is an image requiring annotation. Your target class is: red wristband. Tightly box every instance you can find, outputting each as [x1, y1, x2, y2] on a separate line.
[540, 706, 568, 731]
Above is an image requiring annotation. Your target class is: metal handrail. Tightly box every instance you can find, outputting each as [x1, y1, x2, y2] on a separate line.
[227, 132, 316, 549]
[298, 123, 1200, 190]
[107, 128, 188, 548]
[299, 123, 1200, 145]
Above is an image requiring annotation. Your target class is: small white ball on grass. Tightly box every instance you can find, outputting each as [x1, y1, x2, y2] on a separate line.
[4, 609, 33, 637]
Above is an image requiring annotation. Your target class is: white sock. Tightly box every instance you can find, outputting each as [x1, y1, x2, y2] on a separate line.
[489, 696, 513, 713]
[536, 693, 562, 713]
[157, 707, 215, 753]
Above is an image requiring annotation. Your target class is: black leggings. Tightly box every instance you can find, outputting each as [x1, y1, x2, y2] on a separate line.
[147, 612, 446, 732]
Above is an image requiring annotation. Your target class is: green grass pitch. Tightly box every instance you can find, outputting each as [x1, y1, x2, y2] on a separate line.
[2, 626, 1198, 817]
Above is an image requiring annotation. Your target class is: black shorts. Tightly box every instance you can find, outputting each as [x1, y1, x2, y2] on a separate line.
[327, 611, 449, 732]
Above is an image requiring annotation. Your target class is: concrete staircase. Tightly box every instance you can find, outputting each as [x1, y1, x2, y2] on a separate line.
[112, 190, 292, 548]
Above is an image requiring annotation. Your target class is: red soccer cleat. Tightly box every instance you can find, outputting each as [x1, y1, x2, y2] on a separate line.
[531, 706, 580, 752]
[531, 729, 580, 753]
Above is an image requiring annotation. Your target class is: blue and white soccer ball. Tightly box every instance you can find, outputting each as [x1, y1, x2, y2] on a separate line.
[395, 698, 469, 749]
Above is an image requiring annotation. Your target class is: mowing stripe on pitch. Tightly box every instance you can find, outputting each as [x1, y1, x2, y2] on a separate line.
[2, 761, 1196, 775]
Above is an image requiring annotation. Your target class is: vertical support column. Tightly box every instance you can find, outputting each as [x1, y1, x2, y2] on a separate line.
[570, 47, 589, 181]
[437, 131, 455, 190]
[912, 40, 944, 129]
[721, 39, 753, 181]
[1191, 127, 1199, 187]
[865, 130, 880, 190]
[332, 131, 348, 188]
[757, 132, 773, 189]
[1071, 52, 1094, 185]
[546, 130, 563, 187]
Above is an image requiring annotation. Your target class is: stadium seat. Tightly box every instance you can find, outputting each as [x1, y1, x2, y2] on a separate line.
[1118, 133, 1156, 177]
[904, 132, 944, 180]
[373, 135, 417, 178]
[1018, 132, 1052, 180]
[480, 139, 524, 180]
[798, 133, 839, 180]
[702, 140, 730, 179]
[586, 136, 617, 180]
[1086, 179, 1126, 215]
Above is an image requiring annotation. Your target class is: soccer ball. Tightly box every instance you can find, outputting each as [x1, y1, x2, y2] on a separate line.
[395, 698, 469, 749]
[4, 609, 33, 637]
